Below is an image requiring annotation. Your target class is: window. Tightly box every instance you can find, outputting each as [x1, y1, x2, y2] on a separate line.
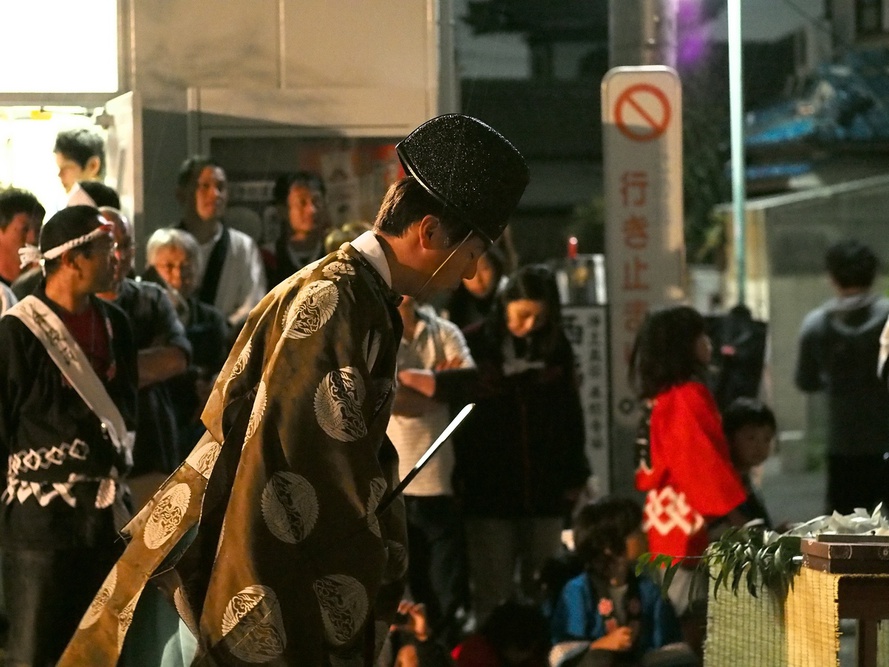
[857, 0, 884, 36]
[0, 0, 118, 93]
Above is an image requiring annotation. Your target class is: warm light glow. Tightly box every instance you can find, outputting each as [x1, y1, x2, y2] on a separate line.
[0, 0, 118, 93]
[0, 107, 102, 215]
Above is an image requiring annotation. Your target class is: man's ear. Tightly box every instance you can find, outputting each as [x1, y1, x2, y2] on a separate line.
[416, 214, 444, 250]
[84, 156, 102, 180]
[61, 249, 82, 276]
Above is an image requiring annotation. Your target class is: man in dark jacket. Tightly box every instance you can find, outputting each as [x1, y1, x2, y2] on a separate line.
[96, 208, 191, 508]
[795, 239, 889, 514]
[0, 205, 138, 665]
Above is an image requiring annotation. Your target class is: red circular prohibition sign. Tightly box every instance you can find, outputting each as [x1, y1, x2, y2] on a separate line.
[614, 83, 671, 142]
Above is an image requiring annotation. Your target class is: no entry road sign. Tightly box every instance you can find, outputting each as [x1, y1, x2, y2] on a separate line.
[614, 83, 672, 142]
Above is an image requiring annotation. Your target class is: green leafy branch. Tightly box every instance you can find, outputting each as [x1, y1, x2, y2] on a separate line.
[636, 527, 803, 602]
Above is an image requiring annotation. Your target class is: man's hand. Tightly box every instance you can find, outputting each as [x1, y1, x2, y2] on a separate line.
[590, 626, 633, 652]
[397, 369, 436, 398]
[434, 357, 464, 371]
[391, 600, 429, 642]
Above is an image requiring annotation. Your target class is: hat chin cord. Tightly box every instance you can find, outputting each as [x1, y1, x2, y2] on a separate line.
[414, 230, 474, 303]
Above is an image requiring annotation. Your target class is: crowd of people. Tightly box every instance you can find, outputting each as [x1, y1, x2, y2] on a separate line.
[0, 115, 887, 667]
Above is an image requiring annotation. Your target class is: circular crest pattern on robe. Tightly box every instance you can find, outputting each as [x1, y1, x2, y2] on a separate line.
[225, 338, 253, 396]
[283, 279, 339, 340]
[314, 367, 367, 441]
[244, 380, 268, 444]
[185, 437, 222, 479]
[221, 584, 287, 663]
[260, 471, 319, 544]
[80, 564, 118, 629]
[143, 483, 192, 550]
[117, 594, 139, 651]
[313, 574, 369, 646]
[366, 477, 387, 538]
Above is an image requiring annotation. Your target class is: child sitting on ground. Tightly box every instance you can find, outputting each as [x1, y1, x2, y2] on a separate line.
[453, 600, 550, 667]
[549, 498, 696, 667]
[722, 397, 778, 530]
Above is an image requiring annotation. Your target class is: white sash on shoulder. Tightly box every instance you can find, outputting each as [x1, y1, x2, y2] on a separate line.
[5, 295, 135, 468]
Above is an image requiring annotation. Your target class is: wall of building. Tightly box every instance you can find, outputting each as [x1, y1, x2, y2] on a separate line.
[127, 0, 449, 116]
[118, 0, 453, 252]
[723, 175, 889, 471]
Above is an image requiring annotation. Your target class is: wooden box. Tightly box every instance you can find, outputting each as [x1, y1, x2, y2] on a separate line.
[801, 534, 889, 574]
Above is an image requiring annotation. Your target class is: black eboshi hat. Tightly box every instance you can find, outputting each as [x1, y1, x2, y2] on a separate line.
[396, 113, 529, 246]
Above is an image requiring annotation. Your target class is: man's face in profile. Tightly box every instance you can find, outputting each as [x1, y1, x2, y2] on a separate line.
[55, 152, 85, 193]
[421, 233, 488, 296]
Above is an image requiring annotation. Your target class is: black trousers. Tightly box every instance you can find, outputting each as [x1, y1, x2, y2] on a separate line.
[826, 453, 889, 515]
[405, 495, 469, 647]
[3, 546, 119, 667]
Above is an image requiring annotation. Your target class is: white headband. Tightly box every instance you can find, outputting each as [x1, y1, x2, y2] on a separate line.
[19, 222, 114, 270]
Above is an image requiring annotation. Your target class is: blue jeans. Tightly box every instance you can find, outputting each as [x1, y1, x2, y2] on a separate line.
[3, 546, 119, 667]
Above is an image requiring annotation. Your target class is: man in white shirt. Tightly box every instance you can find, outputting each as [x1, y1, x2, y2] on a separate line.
[389, 296, 474, 646]
[176, 156, 267, 335]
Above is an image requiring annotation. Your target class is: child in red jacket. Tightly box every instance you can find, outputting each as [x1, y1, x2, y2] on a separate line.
[629, 306, 748, 653]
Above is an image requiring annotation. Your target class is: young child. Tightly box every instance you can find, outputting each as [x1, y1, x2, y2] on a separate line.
[549, 498, 689, 667]
[630, 306, 748, 654]
[454, 601, 550, 667]
[723, 397, 778, 530]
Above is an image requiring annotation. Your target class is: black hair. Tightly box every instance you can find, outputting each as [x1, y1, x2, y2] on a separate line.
[373, 176, 472, 246]
[272, 171, 326, 203]
[54, 128, 105, 175]
[825, 239, 879, 289]
[722, 397, 777, 439]
[479, 601, 550, 660]
[0, 188, 44, 230]
[176, 155, 224, 190]
[78, 181, 121, 210]
[479, 244, 507, 280]
[40, 205, 105, 276]
[485, 263, 563, 358]
[629, 305, 708, 399]
[573, 498, 643, 578]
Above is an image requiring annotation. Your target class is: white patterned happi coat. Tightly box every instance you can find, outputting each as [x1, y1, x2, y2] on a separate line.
[59, 242, 408, 666]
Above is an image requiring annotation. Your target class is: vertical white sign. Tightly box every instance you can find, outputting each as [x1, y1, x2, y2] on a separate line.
[602, 66, 685, 490]
[563, 306, 610, 494]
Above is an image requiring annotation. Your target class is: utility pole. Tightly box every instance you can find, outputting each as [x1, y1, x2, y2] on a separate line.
[609, 0, 677, 68]
[604, 0, 680, 497]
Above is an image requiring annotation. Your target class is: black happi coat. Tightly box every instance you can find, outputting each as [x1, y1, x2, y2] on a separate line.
[0, 287, 138, 550]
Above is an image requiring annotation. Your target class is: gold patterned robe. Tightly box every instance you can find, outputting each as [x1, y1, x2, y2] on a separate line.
[59, 242, 408, 666]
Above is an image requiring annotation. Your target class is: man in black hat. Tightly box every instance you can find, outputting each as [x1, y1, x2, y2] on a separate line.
[60, 114, 528, 667]
[0, 205, 137, 666]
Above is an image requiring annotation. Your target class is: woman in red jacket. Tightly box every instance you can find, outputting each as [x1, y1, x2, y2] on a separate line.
[629, 306, 748, 651]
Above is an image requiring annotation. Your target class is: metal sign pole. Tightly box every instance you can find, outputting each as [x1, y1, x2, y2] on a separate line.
[729, 0, 746, 305]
